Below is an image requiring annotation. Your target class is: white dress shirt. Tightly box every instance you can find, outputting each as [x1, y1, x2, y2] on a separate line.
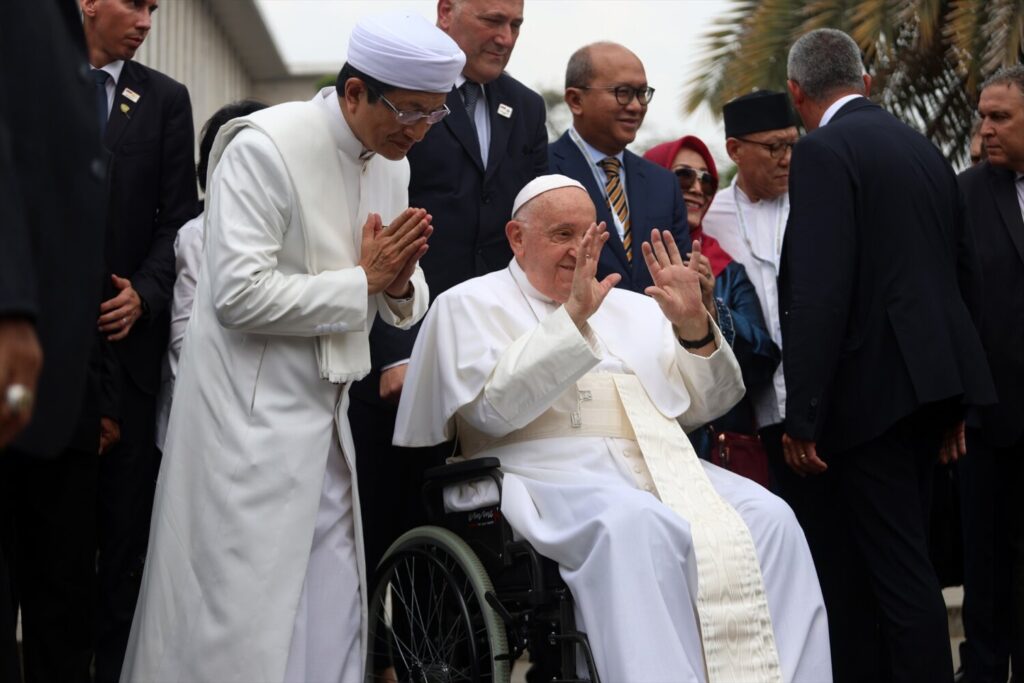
[455, 73, 491, 168]
[568, 126, 629, 240]
[91, 59, 124, 117]
[703, 182, 789, 427]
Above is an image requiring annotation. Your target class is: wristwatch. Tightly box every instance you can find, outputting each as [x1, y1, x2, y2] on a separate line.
[679, 327, 715, 349]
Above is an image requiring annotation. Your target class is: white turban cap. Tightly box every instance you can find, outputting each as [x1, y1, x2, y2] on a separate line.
[347, 12, 466, 94]
[512, 174, 588, 217]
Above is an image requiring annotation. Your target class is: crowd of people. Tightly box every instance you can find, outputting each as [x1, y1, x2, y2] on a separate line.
[0, 1, 1021, 682]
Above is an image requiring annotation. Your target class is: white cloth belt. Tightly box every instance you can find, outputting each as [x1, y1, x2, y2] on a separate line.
[460, 373, 782, 683]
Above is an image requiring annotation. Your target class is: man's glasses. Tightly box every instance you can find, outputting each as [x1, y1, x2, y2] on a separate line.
[581, 85, 656, 106]
[735, 137, 797, 159]
[374, 90, 450, 125]
[674, 166, 718, 195]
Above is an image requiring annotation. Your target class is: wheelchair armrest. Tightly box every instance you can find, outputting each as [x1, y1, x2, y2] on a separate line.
[421, 457, 503, 524]
[423, 456, 502, 485]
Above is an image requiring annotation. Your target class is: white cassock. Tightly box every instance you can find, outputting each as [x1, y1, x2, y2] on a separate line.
[703, 183, 790, 429]
[122, 88, 428, 683]
[394, 261, 831, 683]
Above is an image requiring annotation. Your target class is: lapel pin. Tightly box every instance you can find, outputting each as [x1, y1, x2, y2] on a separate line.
[122, 88, 140, 103]
[497, 103, 513, 118]
[120, 103, 131, 116]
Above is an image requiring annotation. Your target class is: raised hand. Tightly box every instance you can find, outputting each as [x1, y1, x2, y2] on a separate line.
[642, 232, 708, 339]
[685, 251, 718, 320]
[563, 221, 621, 329]
[359, 208, 432, 296]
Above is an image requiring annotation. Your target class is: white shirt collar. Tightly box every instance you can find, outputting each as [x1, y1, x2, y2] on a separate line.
[316, 86, 369, 163]
[508, 258, 559, 323]
[570, 125, 625, 165]
[93, 59, 124, 85]
[819, 93, 863, 127]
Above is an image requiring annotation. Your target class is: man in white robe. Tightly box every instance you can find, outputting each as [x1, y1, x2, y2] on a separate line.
[395, 176, 831, 682]
[702, 91, 798, 455]
[122, 13, 465, 683]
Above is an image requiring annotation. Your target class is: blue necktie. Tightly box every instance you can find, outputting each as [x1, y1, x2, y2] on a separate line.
[92, 69, 110, 136]
[461, 80, 481, 128]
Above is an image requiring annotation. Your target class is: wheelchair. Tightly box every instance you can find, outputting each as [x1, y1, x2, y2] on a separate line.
[365, 457, 601, 683]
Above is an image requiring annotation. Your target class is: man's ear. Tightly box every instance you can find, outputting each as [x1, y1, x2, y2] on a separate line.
[786, 79, 802, 106]
[564, 88, 584, 116]
[862, 74, 873, 97]
[506, 220, 525, 257]
[80, 0, 96, 17]
[342, 78, 366, 113]
[437, 0, 454, 32]
[725, 137, 741, 163]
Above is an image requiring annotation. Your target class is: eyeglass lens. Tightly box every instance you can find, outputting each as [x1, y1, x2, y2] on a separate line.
[614, 86, 654, 105]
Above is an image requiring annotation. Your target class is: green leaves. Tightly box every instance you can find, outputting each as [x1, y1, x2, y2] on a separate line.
[686, 0, 1024, 168]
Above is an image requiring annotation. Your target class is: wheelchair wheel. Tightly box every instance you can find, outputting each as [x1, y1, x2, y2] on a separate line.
[366, 526, 510, 683]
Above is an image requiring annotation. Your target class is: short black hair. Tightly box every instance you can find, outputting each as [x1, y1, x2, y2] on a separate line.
[335, 62, 398, 104]
[197, 99, 267, 191]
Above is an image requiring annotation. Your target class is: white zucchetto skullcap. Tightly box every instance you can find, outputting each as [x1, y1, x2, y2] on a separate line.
[512, 174, 588, 218]
[347, 12, 466, 94]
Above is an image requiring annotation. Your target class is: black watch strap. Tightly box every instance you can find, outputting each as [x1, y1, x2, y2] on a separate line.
[679, 327, 715, 349]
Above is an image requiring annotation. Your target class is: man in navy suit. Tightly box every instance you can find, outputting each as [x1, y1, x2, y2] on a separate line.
[782, 28, 994, 683]
[80, 1, 199, 680]
[956, 65, 1024, 683]
[349, 0, 548, 580]
[548, 41, 689, 293]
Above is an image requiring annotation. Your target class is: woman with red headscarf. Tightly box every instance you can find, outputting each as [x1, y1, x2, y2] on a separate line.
[645, 136, 780, 466]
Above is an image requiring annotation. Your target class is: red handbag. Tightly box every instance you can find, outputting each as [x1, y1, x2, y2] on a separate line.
[709, 428, 771, 488]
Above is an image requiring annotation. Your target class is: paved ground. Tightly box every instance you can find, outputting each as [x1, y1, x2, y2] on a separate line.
[14, 587, 967, 679]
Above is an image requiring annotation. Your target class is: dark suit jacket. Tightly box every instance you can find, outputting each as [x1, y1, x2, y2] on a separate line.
[0, 0, 108, 455]
[548, 131, 689, 293]
[103, 59, 198, 395]
[366, 72, 548, 371]
[958, 161, 1024, 447]
[781, 97, 995, 453]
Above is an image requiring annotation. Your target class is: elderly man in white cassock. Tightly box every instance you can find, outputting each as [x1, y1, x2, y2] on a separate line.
[395, 175, 832, 683]
[121, 13, 465, 683]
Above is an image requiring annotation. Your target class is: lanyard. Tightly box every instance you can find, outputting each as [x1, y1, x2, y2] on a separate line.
[732, 184, 787, 276]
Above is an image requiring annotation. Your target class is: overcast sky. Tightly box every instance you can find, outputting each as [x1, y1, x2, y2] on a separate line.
[255, 0, 735, 162]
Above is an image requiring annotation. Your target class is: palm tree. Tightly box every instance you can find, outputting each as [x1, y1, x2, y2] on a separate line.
[686, 0, 1024, 166]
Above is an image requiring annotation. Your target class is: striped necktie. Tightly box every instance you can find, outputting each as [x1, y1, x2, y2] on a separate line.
[599, 157, 632, 261]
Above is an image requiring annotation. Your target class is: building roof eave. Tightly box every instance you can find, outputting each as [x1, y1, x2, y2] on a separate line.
[208, 0, 289, 80]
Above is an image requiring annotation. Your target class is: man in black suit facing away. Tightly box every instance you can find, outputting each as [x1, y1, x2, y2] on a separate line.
[0, 1, 109, 680]
[956, 66, 1024, 683]
[781, 28, 995, 683]
[349, 0, 547, 578]
[79, 1, 199, 680]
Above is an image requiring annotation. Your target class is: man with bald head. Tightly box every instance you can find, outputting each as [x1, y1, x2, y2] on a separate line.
[395, 175, 831, 682]
[549, 42, 689, 294]
[349, 0, 548, 578]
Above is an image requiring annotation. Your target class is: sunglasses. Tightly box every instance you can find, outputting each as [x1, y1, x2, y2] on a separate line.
[674, 166, 718, 195]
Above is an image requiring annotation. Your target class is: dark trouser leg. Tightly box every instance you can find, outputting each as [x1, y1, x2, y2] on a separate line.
[1006, 438, 1024, 682]
[0, 460, 18, 683]
[9, 449, 97, 683]
[762, 423, 885, 682]
[959, 429, 1012, 682]
[95, 383, 157, 683]
[838, 410, 954, 683]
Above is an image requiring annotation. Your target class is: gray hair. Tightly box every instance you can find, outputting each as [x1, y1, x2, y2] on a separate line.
[787, 28, 865, 101]
[981, 65, 1024, 96]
